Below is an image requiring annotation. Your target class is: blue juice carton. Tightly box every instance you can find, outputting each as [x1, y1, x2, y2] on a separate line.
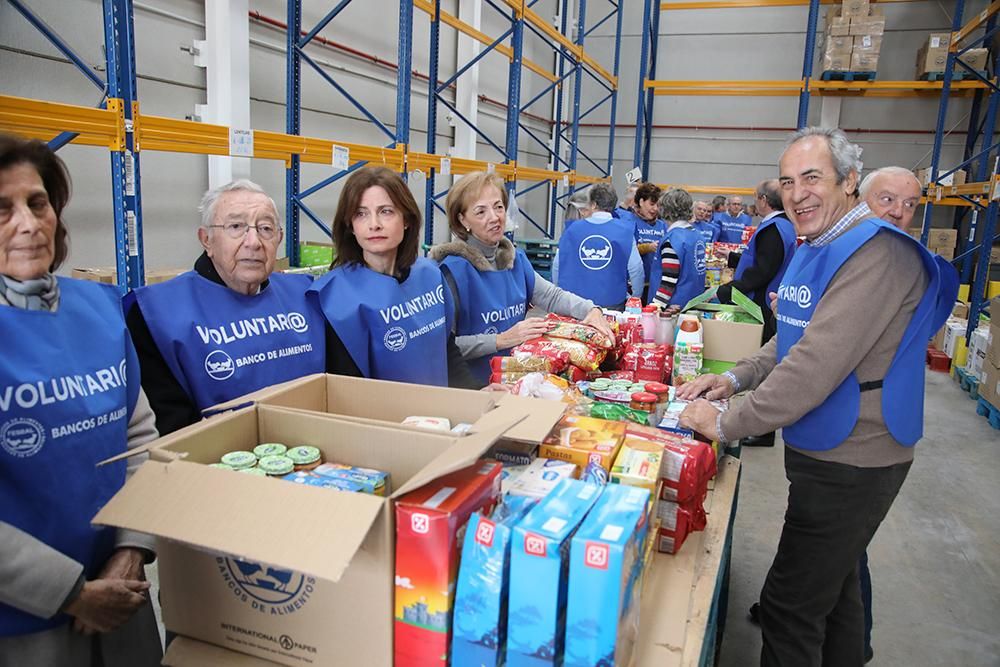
[564, 483, 651, 667]
[506, 479, 603, 667]
[451, 496, 537, 667]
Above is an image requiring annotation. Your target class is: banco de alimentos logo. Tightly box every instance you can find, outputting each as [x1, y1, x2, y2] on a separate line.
[222, 557, 308, 608]
[384, 326, 408, 352]
[204, 350, 235, 381]
[0, 418, 45, 458]
[579, 235, 613, 270]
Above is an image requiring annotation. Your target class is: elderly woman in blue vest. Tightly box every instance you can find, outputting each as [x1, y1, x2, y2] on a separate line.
[428, 172, 614, 385]
[126, 180, 325, 435]
[0, 136, 162, 665]
[652, 188, 707, 309]
[309, 166, 477, 388]
[554, 183, 645, 311]
[631, 182, 669, 302]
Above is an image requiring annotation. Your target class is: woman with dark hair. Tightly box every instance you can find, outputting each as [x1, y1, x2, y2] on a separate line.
[0, 135, 161, 665]
[309, 166, 477, 388]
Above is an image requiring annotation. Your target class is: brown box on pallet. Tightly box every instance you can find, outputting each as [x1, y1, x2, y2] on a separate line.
[916, 44, 948, 75]
[823, 52, 852, 72]
[989, 296, 1000, 369]
[980, 359, 1000, 407]
[960, 48, 989, 72]
[93, 378, 563, 667]
[825, 34, 854, 55]
[841, 0, 870, 18]
[916, 167, 967, 187]
[71, 266, 184, 285]
[850, 50, 880, 71]
[854, 34, 882, 52]
[850, 16, 885, 36]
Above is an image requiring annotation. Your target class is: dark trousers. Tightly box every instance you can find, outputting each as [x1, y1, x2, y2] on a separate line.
[859, 551, 873, 653]
[759, 448, 911, 667]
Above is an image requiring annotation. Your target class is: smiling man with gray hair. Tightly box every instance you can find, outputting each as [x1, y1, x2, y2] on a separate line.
[676, 127, 958, 666]
[125, 180, 326, 435]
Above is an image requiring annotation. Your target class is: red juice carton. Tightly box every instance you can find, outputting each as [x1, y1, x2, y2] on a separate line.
[506, 479, 603, 666]
[394, 460, 503, 667]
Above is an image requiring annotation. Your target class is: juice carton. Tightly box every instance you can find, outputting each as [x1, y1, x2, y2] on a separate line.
[451, 496, 538, 667]
[565, 483, 651, 667]
[507, 479, 603, 666]
[610, 437, 662, 496]
[538, 415, 625, 472]
[506, 457, 578, 499]
[312, 462, 390, 495]
[394, 460, 503, 667]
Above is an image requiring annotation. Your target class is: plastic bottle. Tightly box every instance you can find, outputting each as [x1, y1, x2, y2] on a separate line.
[641, 305, 658, 342]
[656, 312, 676, 346]
[674, 314, 703, 347]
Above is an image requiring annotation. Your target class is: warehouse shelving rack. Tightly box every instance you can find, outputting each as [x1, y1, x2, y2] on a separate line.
[1, 0, 625, 283]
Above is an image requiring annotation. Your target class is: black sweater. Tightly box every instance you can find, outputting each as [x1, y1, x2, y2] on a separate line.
[126, 254, 478, 436]
[716, 221, 786, 342]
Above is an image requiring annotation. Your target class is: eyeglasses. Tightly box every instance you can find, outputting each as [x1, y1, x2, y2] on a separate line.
[208, 221, 281, 241]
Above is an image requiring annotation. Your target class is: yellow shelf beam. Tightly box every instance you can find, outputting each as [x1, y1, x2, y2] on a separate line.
[661, 0, 915, 10]
[656, 184, 756, 196]
[644, 78, 990, 96]
[951, 1, 1000, 48]
[0, 95, 124, 150]
[413, 0, 557, 83]
[926, 177, 999, 199]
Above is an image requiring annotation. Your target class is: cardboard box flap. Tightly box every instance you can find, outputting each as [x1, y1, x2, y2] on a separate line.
[392, 410, 526, 498]
[494, 394, 567, 441]
[94, 460, 383, 584]
[163, 636, 283, 666]
[681, 287, 764, 323]
[202, 374, 327, 417]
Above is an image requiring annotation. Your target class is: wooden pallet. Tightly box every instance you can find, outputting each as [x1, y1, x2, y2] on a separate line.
[920, 70, 988, 82]
[820, 70, 877, 82]
[975, 397, 1000, 430]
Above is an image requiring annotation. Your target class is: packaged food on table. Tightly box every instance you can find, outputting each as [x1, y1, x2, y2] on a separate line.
[620, 343, 671, 383]
[655, 499, 702, 554]
[561, 365, 589, 383]
[282, 471, 367, 492]
[286, 445, 323, 471]
[253, 443, 287, 458]
[257, 455, 295, 477]
[544, 316, 615, 350]
[624, 424, 716, 504]
[402, 416, 452, 432]
[510, 373, 572, 401]
[491, 355, 556, 374]
[672, 342, 704, 386]
[509, 339, 572, 373]
[539, 415, 626, 472]
[491, 371, 530, 385]
[589, 401, 650, 425]
[313, 462, 390, 496]
[238, 467, 268, 477]
[532, 336, 607, 372]
[580, 460, 609, 485]
[610, 437, 663, 496]
[504, 457, 579, 499]
[594, 370, 636, 382]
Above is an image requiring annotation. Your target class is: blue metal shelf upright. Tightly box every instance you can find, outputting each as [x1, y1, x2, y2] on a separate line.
[7, 0, 145, 293]
[421, 0, 625, 243]
[284, 0, 415, 266]
[921, 0, 1000, 337]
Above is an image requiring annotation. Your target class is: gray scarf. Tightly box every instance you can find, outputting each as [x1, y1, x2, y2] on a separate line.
[0, 273, 60, 311]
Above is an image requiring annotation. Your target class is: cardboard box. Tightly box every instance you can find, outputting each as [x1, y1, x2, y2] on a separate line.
[989, 296, 1000, 368]
[916, 168, 967, 187]
[681, 287, 764, 366]
[841, 0, 870, 17]
[222, 373, 566, 445]
[94, 400, 537, 667]
[944, 319, 968, 358]
[980, 361, 1000, 407]
[450, 497, 537, 667]
[507, 479, 603, 666]
[851, 50, 880, 71]
[917, 44, 948, 75]
[826, 7, 851, 37]
[926, 32, 951, 50]
[538, 415, 626, 472]
[394, 460, 503, 666]
[564, 484, 650, 667]
[953, 301, 971, 320]
[850, 16, 885, 36]
[71, 266, 184, 285]
[854, 34, 882, 52]
[825, 35, 854, 55]
[960, 48, 989, 72]
[823, 52, 851, 72]
[966, 326, 991, 380]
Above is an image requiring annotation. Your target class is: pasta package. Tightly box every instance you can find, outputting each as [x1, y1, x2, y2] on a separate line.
[544, 316, 615, 350]
[491, 355, 555, 374]
[507, 339, 571, 374]
[624, 424, 716, 504]
[490, 371, 530, 385]
[513, 336, 607, 372]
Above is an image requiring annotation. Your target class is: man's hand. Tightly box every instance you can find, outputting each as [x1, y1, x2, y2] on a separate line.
[496, 317, 552, 350]
[674, 373, 735, 401]
[69, 548, 149, 635]
[679, 399, 721, 440]
[65, 578, 150, 635]
[582, 308, 615, 344]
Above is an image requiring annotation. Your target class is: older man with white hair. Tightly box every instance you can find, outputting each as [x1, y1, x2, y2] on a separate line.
[677, 127, 958, 666]
[860, 166, 922, 233]
[126, 180, 325, 435]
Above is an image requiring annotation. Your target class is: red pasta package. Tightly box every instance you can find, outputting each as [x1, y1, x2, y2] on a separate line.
[490, 355, 555, 374]
[543, 315, 615, 350]
[561, 365, 589, 383]
[624, 424, 716, 504]
[619, 343, 671, 383]
[490, 371, 530, 385]
[513, 337, 606, 373]
[506, 340, 570, 374]
[655, 500, 705, 554]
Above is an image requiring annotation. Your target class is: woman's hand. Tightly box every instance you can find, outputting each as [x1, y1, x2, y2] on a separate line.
[496, 317, 552, 350]
[67, 548, 149, 635]
[582, 308, 615, 344]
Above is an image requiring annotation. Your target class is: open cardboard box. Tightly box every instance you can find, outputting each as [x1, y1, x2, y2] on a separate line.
[95, 402, 540, 667]
[207, 373, 566, 444]
[682, 287, 764, 373]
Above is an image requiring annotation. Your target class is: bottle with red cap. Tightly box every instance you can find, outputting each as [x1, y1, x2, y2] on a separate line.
[641, 305, 658, 343]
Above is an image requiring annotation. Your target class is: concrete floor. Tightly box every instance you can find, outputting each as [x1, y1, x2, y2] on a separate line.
[717, 370, 1000, 667]
[144, 371, 999, 665]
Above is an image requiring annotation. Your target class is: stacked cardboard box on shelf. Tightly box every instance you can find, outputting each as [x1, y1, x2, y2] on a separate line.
[980, 297, 1000, 406]
[909, 228, 959, 260]
[823, 2, 883, 72]
[916, 167, 968, 188]
[916, 32, 989, 78]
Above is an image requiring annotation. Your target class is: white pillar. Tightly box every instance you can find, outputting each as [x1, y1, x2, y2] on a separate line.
[198, 0, 251, 188]
[453, 0, 482, 160]
[819, 96, 843, 130]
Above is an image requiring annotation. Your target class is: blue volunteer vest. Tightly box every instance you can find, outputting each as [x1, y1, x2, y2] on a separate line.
[716, 212, 752, 244]
[694, 220, 720, 245]
[0, 279, 138, 636]
[634, 218, 669, 289]
[309, 258, 452, 386]
[133, 271, 325, 411]
[439, 249, 536, 386]
[557, 215, 636, 306]
[776, 219, 958, 450]
[663, 224, 708, 308]
[734, 214, 798, 301]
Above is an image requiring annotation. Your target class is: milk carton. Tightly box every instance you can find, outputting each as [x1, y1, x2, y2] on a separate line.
[506, 479, 603, 666]
[565, 483, 651, 667]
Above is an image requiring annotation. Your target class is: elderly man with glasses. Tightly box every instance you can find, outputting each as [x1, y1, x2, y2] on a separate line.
[125, 180, 325, 435]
